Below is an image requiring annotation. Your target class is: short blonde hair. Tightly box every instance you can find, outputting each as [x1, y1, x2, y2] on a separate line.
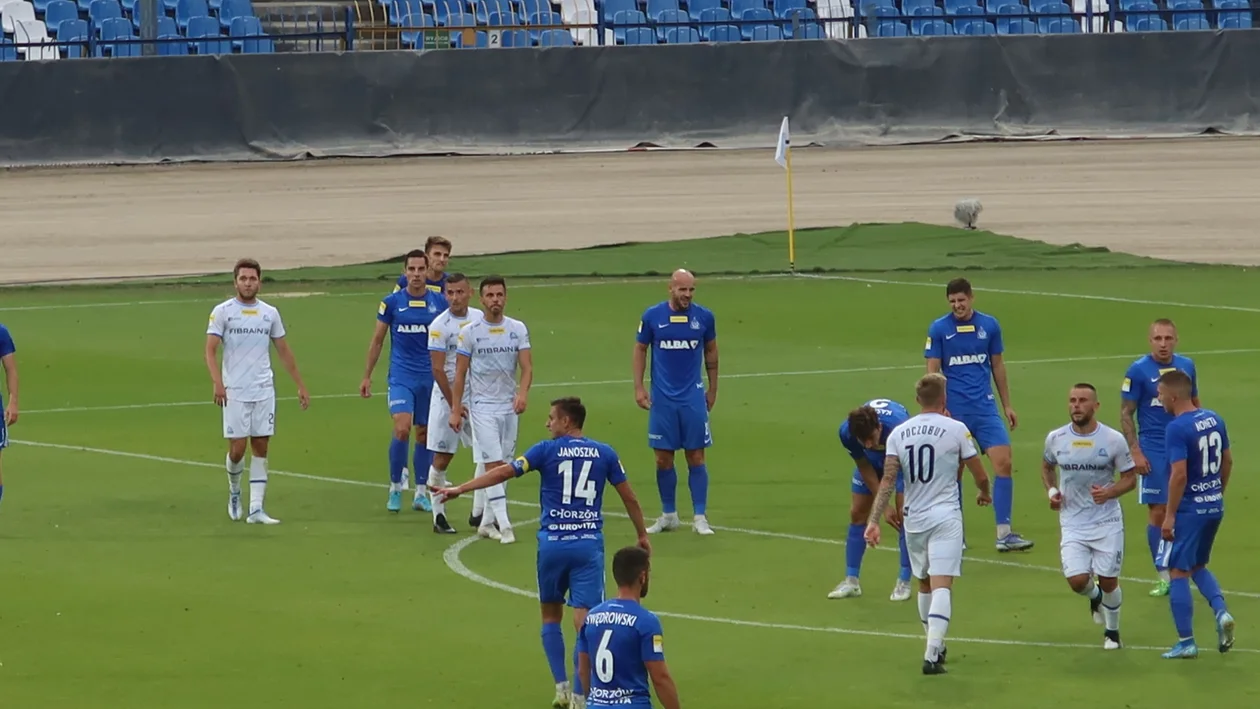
[916, 372, 947, 408]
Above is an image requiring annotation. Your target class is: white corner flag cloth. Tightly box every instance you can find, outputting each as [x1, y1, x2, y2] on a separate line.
[774, 116, 790, 169]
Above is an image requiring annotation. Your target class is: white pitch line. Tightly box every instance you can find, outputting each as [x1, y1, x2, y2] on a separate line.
[14, 439, 1260, 601]
[444, 517, 1260, 655]
[797, 273, 1260, 314]
[22, 347, 1260, 415]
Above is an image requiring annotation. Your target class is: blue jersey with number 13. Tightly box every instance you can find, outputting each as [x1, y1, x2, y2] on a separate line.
[1166, 408, 1230, 519]
[512, 436, 627, 544]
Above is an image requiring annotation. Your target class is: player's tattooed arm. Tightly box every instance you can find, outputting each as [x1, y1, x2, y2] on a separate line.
[1040, 459, 1058, 495]
[1119, 400, 1139, 449]
[868, 456, 901, 525]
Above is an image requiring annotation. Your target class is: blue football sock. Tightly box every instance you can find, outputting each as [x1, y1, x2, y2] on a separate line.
[898, 529, 912, 582]
[688, 464, 709, 516]
[656, 467, 677, 515]
[1147, 524, 1166, 571]
[540, 622, 567, 684]
[1170, 577, 1195, 639]
[413, 443, 432, 487]
[845, 523, 866, 577]
[1191, 568, 1229, 616]
[571, 641, 584, 696]
[388, 438, 408, 485]
[993, 476, 1013, 527]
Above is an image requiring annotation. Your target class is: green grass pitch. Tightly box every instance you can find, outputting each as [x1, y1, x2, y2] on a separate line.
[2, 225, 1259, 708]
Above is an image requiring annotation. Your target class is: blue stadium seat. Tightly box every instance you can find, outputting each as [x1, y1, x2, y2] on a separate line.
[515, 0, 546, 19]
[1170, 1, 1206, 24]
[1123, 1, 1160, 24]
[950, 4, 985, 30]
[646, 0, 678, 21]
[705, 22, 739, 39]
[430, 0, 458, 23]
[772, 0, 804, 18]
[664, 24, 699, 40]
[1044, 16, 1078, 30]
[654, 7, 687, 40]
[730, 0, 765, 16]
[1175, 15, 1210, 28]
[186, 14, 231, 52]
[43, 0, 75, 34]
[601, 0, 634, 22]
[487, 9, 518, 24]
[230, 15, 273, 51]
[943, 0, 977, 11]
[751, 23, 782, 37]
[780, 6, 816, 36]
[537, 27, 571, 43]
[875, 19, 909, 34]
[688, 0, 721, 20]
[392, 0, 422, 24]
[994, 3, 1028, 31]
[958, 17, 996, 31]
[176, 0, 210, 31]
[218, 0, 253, 29]
[910, 4, 943, 31]
[58, 18, 87, 55]
[96, 16, 137, 55]
[157, 31, 187, 53]
[622, 25, 654, 42]
[528, 9, 561, 24]
[1034, 2, 1070, 31]
[89, 0, 123, 26]
[399, 12, 435, 47]
[698, 6, 731, 30]
[612, 9, 646, 42]
[500, 27, 530, 44]
[444, 10, 474, 25]
[794, 21, 823, 36]
[1220, 10, 1252, 27]
[1130, 15, 1166, 28]
[998, 16, 1036, 31]
[901, 0, 936, 15]
[740, 5, 772, 37]
[916, 16, 951, 31]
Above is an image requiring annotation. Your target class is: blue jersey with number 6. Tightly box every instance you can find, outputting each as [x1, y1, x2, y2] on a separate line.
[1166, 409, 1229, 519]
[513, 436, 627, 544]
[578, 598, 664, 708]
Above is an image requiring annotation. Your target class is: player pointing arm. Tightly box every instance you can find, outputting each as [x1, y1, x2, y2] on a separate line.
[924, 277, 1031, 553]
[0, 322, 18, 512]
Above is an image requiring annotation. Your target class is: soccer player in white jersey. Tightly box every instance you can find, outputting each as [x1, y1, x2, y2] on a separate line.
[449, 275, 533, 545]
[1042, 383, 1137, 650]
[205, 258, 310, 525]
[425, 273, 483, 534]
[866, 373, 991, 675]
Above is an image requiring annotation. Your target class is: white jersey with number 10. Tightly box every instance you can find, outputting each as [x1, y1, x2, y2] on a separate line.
[885, 412, 979, 534]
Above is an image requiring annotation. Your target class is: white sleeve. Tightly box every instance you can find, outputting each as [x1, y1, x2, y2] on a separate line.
[516, 320, 531, 351]
[957, 423, 979, 460]
[207, 305, 227, 338]
[1042, 431, 1058, 466]
[269, 306, 287, 339]
[428, 314, 446, 352]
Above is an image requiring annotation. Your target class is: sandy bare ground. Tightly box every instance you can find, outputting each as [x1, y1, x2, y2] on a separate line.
[2, 137, 1259, 283]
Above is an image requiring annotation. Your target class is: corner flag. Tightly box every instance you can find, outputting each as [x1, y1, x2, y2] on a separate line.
[775, 116, 796, 272]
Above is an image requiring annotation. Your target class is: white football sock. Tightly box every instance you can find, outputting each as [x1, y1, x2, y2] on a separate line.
[249, 457, 268, 513]
[488, 481, 510, 528]
[1158, 569, 1171, 583]
[472, 463, 487, 517]
[226, 454, 244, 494]
[1102, 587, 1122, 632]
[997, 523, 1012, 539]
[1075, 577, 1099, 599]
[926, 588, 951, 662]
[917, 592, 932, 633]
[428, 465, 447, 519]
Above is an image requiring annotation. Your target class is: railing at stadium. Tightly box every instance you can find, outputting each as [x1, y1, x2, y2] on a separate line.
[0, 0, 1253, 58]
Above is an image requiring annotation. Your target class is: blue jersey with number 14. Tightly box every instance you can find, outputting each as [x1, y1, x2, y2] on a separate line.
[1166, 408, 1230, 519]
[512, 435, 627, 544]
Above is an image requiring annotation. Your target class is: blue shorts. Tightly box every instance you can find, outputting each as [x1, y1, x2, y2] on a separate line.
[1157, 515, 1222, 571]
[1138, 449, 1168, 505]
[387, 381, 433, 424]
[648, 398, 711, 452]
[850, 467, 904, 495]
[537, 542, 605, 609]
[952, 411, 1010, 453]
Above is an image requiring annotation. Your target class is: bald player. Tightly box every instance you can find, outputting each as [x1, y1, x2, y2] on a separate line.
[633, 269, 719, 537]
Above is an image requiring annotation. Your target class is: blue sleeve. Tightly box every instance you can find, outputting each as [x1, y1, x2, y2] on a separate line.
[512, 440, 551, 478]
[377, 296, 393, 325]
[639, 613, 665, 662]
[635, 308, 653, 346]
[703, 309, 716, 343]
[605, 446, 628, 486]
[1166, 420, 1188, 465]
[1120, 362, 1141, 402]
[838, 424, 865, 462]
[1189, 361, 1199, 398]
[0, 326, 14, 358]
[1219, 416, 1230, 451]
[988, 317, 1005, 356]
[395, 274, 408, 291]
[924, 321, 942, 360]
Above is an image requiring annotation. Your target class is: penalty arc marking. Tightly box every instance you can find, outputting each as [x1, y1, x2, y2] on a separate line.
[13, 439, 1259, 656]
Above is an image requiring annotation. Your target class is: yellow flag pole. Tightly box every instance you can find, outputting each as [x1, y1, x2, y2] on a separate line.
[785, 145, 796, 273]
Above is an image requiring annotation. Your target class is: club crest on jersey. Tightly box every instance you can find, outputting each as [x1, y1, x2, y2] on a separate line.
[947, 354, 987, 366]
[1098, 448, 1108, 458]
[977, 326, 987, 340]
[659, 339, 699, 350]
[690, 319, 701, 330]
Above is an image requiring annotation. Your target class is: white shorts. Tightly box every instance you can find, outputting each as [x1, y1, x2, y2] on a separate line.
[426, 389, 473, 454]
[223, 396, 275, 439]
[1060, 527, 1125, 579]
[906, 515, 964, 579]
[468, 409, 518, 464]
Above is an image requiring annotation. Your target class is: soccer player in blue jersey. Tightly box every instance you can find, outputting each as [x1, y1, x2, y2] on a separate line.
[0, 323, 18, 514]
[577, 546, 681, 709]
[393, 236, 453, 296]
[925, 278, 1033, 552]
[633, 269, 719, 537]
[1120, 318, 1199, 597]
[432, 397, 651, 709]
[1155, 370, 1235, 659]
[829, 398, 914, 602]
[361, 249, 446, 514]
